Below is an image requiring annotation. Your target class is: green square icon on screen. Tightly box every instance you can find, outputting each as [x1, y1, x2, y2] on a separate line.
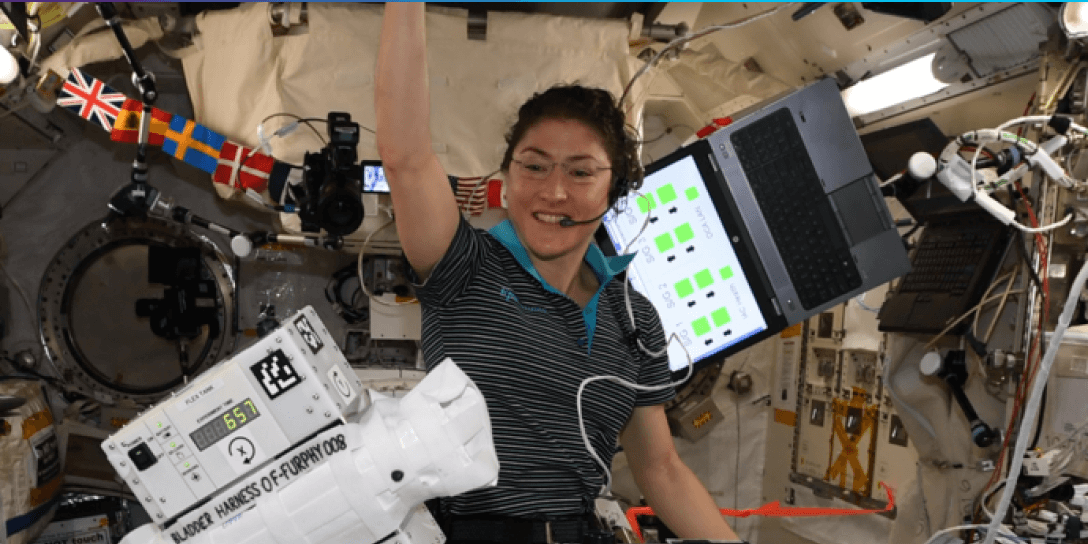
[675, 223, 695, 244]
[720, 266, 734, 280]
[693, 317, 711, 336]
[654, 233, 674, 253]
[712, 307, 731, 327]
[638, 194, 657, 214]
[685, 187, 699, 201]
[658, 184, 678, 204]
[694, 269, 714, 289]
[675, 278, 694, 299]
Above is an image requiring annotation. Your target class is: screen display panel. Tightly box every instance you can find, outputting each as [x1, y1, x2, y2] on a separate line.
[189, 398, 261, 451]
[601, 154, 768, 374]
[362, 162, 390, 193]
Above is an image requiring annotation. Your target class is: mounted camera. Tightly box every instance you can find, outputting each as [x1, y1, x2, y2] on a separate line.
[297, 112, 366, 237]
[135, 245, 221, 345]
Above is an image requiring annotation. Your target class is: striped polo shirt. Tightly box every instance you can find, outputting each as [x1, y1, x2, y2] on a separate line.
[415, 216, 675, 518]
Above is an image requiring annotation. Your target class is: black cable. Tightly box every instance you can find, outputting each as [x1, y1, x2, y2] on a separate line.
[300, 117, 376, 136]
[635, 125, 694, 145]
[1, 356, 88, 403]
[231, 254, 241, 353]
[1030, 384, 1047, 449]
[2, 356, 63, 388]
[1013, 228, 1043, 289]
[261, 113, 328, 145]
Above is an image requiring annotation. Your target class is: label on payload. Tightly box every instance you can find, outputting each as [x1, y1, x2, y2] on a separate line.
[328, 365, 356, 404]
[178, 379, 224, 412]
[294, 314, 324, 354]
[216, 427, 267, 476]
[167, 425, 353, 543]
[250, 350, 302, 400]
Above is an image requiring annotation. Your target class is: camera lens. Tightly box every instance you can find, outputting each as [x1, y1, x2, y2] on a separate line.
[318, 182, 364, 236]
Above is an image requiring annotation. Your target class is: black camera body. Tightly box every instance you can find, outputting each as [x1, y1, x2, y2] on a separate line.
[298, 112, 365, 237]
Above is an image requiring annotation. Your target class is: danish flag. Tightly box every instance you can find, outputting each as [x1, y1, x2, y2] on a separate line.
[213, 142, 274, 193]
[56, 67, 126, 132]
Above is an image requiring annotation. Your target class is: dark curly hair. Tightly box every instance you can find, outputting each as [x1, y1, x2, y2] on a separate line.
[500, 85, 643, 209]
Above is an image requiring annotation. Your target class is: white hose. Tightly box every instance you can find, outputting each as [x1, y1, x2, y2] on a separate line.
[981, 259, 1088, 544]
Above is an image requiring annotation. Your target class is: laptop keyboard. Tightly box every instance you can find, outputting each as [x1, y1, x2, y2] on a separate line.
[898, 225, 998, 295]
[731, 108, 863, 311]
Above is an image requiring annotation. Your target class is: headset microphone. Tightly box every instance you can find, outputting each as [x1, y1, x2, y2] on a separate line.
[558, 208, 609, 227]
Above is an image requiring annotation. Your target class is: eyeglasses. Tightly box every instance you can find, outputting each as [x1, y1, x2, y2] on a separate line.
[511, 158, 611, 183]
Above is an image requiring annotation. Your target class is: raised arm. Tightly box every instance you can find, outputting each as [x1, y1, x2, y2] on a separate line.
[375, 2, 461, 281]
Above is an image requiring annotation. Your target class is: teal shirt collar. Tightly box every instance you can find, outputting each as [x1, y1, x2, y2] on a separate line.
[488, 220, 635, 353]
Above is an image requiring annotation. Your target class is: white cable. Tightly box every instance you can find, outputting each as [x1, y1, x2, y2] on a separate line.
[619, 192, 666, 357]
[25, 3, 43, 73]
[923, 524, 1018, 544]
[457, 170, 501, 215]
[982, 260, 1088, 544]
[577, 331, 695, 495]
[1013, 213, 1073, 234]
[854, 291, 880, 313]
[574, 189, 698, 494]
[996, 115, 1088, 136]
[951, 130, 1072, 232]
[1025, 415, 1088, 496]
[355, 217, 411, 308]
[620, 3, 793, 107]
[880, 172, 904, 188]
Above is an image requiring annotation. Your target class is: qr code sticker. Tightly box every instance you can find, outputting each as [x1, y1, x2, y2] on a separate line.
[251, 349, 301, 399]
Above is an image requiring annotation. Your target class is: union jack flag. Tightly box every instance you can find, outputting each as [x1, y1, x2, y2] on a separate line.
[56, 68, 127, 132]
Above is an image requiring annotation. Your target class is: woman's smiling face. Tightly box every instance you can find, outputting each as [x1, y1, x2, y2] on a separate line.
[504, 118, 613, 263]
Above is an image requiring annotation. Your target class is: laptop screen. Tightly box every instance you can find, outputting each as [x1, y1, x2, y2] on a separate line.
[601, 153, 769, 374]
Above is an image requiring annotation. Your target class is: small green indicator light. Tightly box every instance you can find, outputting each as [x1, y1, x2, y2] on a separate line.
[675, 223, 695, 244]
[695, 269, 714, 289]
[712, 307, 732, 327]
[654, 233, 675, 253]
[658, 184, 678, 204]
[693, 317, 711, 336]
[675, 278, 694, 299]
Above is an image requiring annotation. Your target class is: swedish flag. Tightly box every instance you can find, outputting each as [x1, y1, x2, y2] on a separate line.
[162, 115, 226, 174]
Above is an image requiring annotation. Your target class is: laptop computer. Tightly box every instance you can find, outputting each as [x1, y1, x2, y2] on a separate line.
[877, 181, 1010, 334]
[598, 78, 910, 380]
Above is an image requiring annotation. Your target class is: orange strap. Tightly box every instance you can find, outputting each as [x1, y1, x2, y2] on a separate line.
[624, 482, 895, 541]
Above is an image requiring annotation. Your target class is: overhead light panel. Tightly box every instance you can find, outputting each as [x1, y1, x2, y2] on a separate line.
[841, 52, 950, 117]
[1061, 2, 1088, 40]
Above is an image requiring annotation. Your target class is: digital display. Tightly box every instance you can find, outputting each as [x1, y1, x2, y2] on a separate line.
[189, 398, 260, 451]
[363, 163, 390, 193]
[602, 155, 768, 373]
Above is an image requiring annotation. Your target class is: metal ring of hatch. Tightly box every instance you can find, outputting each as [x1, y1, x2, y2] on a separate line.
[38, 215, 236, 405]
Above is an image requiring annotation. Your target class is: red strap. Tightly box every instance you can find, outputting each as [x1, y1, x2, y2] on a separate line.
[695, 117, 734, 139]
[624, 482, 895, 541]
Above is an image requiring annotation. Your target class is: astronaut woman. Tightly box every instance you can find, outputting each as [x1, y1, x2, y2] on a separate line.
[375, 3, 739, 542]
